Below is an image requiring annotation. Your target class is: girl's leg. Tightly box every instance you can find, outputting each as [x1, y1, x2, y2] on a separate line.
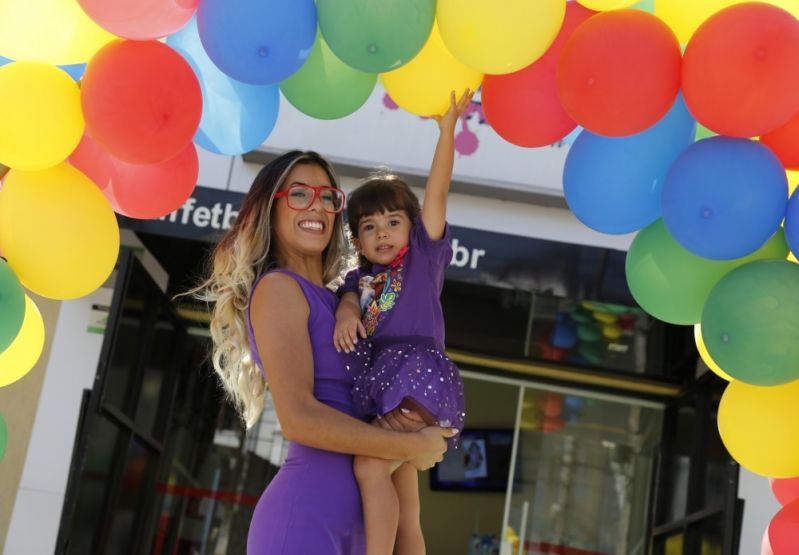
[354, 455, 403, 555]
[392, 462, 425, 555]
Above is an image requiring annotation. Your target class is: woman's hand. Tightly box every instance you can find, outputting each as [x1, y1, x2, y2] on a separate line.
[407, 426, 459, 470]
[433, 88, 474, 133]
[334, 311, 366, 353]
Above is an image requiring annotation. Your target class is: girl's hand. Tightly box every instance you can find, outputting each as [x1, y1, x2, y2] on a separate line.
[374, 407, 427, 433]
[407, 426, 458, 470]
[433, 88, 474, 132]
[334, 312, 366, 353]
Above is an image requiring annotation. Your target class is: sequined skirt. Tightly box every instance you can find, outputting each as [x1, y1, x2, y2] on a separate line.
[346, 335, 465, 447]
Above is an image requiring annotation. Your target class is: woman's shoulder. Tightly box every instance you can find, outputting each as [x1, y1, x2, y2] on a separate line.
[251, 271, 309, 316]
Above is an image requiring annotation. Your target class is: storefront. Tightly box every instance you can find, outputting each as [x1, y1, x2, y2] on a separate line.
[2, 89, 755, 554]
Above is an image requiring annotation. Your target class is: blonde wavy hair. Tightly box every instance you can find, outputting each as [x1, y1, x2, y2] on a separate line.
[191, 151, 348, 428]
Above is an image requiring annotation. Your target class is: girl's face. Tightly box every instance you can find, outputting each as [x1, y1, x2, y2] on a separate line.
[355, 210, 411, 266]
[272, 163, 337, 261]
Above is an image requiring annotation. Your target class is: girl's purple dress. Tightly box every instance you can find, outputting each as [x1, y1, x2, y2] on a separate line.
[340, 218, 466, 445]
[246, 269, 365, 554]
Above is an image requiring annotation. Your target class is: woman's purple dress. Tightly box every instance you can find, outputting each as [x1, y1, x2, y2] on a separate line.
[246, 269, 365, 554]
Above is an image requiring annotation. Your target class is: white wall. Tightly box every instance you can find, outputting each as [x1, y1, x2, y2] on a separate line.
[738, 468, 781, 555]
[3, 287, 111, 555]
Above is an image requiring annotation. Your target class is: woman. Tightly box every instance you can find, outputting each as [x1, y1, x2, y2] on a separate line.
[194, 150, 455, 554]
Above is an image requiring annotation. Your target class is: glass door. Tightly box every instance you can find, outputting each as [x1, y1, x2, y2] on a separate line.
[502, 384, 663, 555]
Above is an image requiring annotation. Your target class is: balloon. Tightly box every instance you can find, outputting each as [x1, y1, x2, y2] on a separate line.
[78, 0, 197, 40]
[481, 2, 594, 147]
[197, 0, 316, 85]
[0, 296, 44, 388]
[719, 379, 799, 477]
[280, 33, 376, 120]
[656, 0, 799, 45]
[702, 260, 799, 385]
[788, 171, 799, 197]
[557, 10, 681, 137]
[682, 3, 799, 138]
[771, 478, 799, 507]
[761, 110, 799, 171]
[381, 24, 483, 117]
[69, 133, 198, 220]
[0, 0, 115, 65]
[770, 499, 799, 553]
[0, 259, 25, 353]
[564, 93, 695, 234]
[625, 221, 787, 325]
[167, 17, 279, 156]
[0, 62, 83, 171]
[763, 525, 775, 555]
[0, 165, 119, 299]
[0, 414, 6, 461]
[578, 0, 636, 9]
[437, 0, 566, 75]
[81, 40, 202, 164]
[786, 190, 799, 258]
[694, 325, 733, 381]
[695, 123, 716, 141]
[317, 0, 435, 73]
[662, 138, 788, 260]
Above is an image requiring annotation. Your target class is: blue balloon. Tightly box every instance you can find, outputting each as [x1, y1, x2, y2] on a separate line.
[0, 56, 9, 67]
[563, 94, 696, 234]
[561, 126, 583, 146]
[551, 313, 578, 349]
[168, 17, 280, 156]
[785, 189, 799, 258]
[197, 0, 316, 85]
[60, 63, 86, 81]
[662, 137, 788, 260]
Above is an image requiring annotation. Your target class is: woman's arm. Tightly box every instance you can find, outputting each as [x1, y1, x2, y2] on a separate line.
[251, 273, 453, 467]
[421, 89, 474, 241]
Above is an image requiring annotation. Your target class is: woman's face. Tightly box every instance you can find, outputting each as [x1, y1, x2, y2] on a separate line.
[272, 163, 337, 261]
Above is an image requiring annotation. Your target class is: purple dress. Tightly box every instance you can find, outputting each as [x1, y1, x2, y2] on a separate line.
[340, 218, 466, 445]
[246, 269, 365, 554]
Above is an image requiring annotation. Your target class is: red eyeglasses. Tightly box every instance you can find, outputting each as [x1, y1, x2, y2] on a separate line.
[274, 183, 346, 214]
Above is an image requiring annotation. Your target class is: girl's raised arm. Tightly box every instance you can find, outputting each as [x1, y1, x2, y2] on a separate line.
[421, 89, 474, 240]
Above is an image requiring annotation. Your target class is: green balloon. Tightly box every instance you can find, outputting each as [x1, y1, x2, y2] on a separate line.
[0, 258, 25, 352]
[695, 123, 716, 141]
[0, 414, 7, 462]
[702, 260, 799, 385]
[280, 33, 377, 120]
[317, 0, 435, 73]
[577, 323, 601, 342]
[625, 220, 788, 324]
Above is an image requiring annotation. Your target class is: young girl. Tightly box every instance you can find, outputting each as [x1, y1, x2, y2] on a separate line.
[334, 90, 473, 555]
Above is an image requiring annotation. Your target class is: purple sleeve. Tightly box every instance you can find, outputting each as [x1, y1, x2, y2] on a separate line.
[410, 216, 453, 269]
[337, 268, 361, 298]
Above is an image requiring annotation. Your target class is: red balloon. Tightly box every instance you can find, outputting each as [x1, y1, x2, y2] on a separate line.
[683, 3, 799, 138]
[70, 132, 198, 219]
[81, 40, 202, 164]
[771, 477, 799, 507]
[78, 0, 198, 40]
[761, 110, 799, 170]
[556, 10, 681, 137]
[769, 499, 799, 554]
[482, 3, 595, 147]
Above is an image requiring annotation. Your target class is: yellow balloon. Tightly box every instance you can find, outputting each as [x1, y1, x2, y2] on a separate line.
[787, 170, 799, 196]
[0, 296, 44, 387]
[0, 62, 84, 171]
[437, 0, 566, 74]
[0, 0, 115, 64]
[602, 323, 622, 340]
[789, 252, 798, 263]
[593, 311, 617, 324]
[719, 380, 799, 477]
[381, 23, 483, 117]
[0, 164, 119, 300]
[694, 324, 734, 381]
[656, 0, 799, 44]
[578, 0, 637, 10]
